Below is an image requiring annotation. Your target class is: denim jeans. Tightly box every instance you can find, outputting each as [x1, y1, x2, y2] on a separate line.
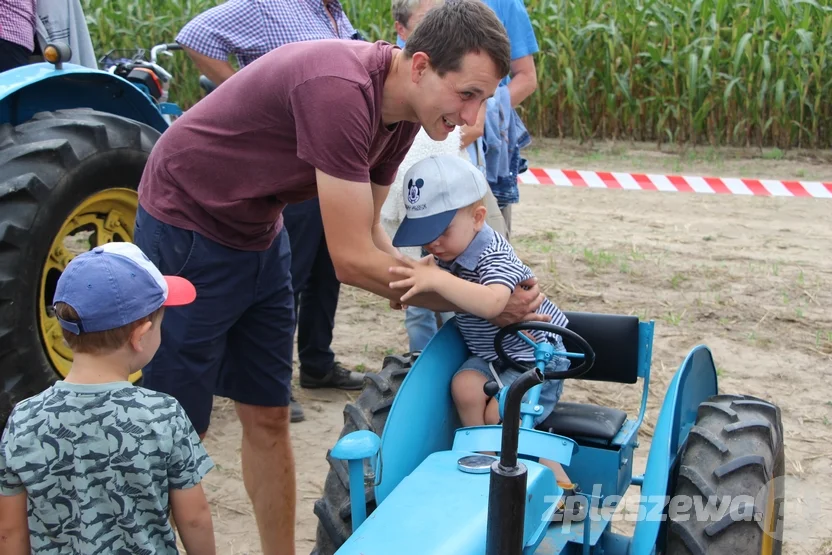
[405, 306, 454, 353]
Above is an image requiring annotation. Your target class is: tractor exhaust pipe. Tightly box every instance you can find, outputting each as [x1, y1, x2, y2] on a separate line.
[486, 367, 545, 555]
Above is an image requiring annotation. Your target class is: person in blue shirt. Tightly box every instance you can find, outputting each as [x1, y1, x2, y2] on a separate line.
[462, 0, 539, 241]
[392, 0, 540, 352]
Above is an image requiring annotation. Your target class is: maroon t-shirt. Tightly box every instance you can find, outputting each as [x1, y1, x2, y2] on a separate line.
[138, 39, 420, 251]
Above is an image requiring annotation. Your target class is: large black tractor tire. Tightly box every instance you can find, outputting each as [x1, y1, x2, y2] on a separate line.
[666, 394, 785, 555]
[0, 109, 161, 427]
[311, 353, 416, 555]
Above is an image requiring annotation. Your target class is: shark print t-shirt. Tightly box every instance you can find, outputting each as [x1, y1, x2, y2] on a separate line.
[0, 381, 214, 554]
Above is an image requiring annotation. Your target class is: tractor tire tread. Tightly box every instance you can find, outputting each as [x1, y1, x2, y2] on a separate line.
[312, 354, 414, 554]
[665, 394, 785, 555]
[0, 109, 159, 427]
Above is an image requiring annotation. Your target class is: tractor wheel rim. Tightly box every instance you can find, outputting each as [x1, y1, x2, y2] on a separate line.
[38, 188, 142, 383]
[760, 480, 776, 554]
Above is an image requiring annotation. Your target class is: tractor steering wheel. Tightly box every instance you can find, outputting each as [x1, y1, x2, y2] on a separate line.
[494, 321, 595, 381]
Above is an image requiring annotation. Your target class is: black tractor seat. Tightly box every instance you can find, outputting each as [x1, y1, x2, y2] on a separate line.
[531, 311, 642, 443]
[536, 403, 627, 442]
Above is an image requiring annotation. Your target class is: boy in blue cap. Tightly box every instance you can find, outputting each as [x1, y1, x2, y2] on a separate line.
[388, 154, 579, 504]
[0, 242, 216, 554]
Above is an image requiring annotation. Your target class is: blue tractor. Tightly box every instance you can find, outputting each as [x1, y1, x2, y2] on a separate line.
[0, 41, 183, 424]
[311, 313, 786, 554]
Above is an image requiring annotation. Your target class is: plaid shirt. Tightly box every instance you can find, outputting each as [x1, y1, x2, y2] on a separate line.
[176, 0, 359, 68]
[0, 0, 36, 52]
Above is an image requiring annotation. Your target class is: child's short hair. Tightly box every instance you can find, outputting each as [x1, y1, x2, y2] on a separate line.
[54, 302, 163, 354]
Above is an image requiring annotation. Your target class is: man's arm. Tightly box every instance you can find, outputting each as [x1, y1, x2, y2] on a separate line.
[182, 46, 236, 85]
[0, 492, 29, 555]
[175, 0, 262, 85]
[370, 183, 399, 257]
[318, 170, 550, 323]
[500, 0, 540, 107]
[507, 54, 537, 107]
[317, 170, 459, 312]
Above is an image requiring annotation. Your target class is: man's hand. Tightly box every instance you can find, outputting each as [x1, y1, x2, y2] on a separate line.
[459, 123, 484, 149]
[460, 103, 487, 149]
[315, 169, 460, 312]
[388, 253, 444, 303]
[489, 277, 549, 327]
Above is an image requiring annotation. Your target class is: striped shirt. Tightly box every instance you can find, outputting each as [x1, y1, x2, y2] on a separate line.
[0, 0, 36, 52]
[438, 223, 568, 362]
[175, 0, 359, 69]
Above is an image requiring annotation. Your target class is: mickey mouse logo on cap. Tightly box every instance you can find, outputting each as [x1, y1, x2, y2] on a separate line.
[407, 178, 424, 204]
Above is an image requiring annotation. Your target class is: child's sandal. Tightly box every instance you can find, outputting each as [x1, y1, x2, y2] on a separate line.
[553, 482, 586, 521]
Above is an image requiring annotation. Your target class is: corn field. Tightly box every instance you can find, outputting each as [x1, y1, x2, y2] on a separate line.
[83, 0, 832, 148]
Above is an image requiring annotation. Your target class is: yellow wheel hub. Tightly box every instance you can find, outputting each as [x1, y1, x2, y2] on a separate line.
[760, 479, 777, 554]
[38, 188, 142, 383]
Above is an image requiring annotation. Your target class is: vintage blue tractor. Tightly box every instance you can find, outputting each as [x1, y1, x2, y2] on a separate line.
[312, 312, 785, 554]
[0, 41, 182, 424]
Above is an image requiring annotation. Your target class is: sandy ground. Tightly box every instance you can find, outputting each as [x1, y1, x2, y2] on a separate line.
[194, 139, 832, 555]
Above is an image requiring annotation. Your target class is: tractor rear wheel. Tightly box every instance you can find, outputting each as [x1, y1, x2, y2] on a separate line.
[665, 394, 785, 555]
[0, 108, 160, 426]
[311, 353, 416, 555]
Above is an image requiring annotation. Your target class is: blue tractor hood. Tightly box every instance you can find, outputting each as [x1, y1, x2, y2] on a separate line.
[336, 450, 559, 555]
[0, 62, 168, 133]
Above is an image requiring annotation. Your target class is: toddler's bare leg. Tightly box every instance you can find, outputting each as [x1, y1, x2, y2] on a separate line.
[483, 405, 574, 486]
[454, 370, 498, 455]
[451, 370, 490, 426]
[541, 459, 572, 485]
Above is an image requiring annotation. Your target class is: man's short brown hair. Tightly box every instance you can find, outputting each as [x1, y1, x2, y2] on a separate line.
[403, 0, 512, 78]
[54, 302, 163, 355]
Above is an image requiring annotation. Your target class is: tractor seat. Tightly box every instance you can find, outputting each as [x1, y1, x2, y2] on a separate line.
[536, 402, 627, 442]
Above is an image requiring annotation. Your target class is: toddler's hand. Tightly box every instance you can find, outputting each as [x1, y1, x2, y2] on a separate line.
[388, 252, 442, 303]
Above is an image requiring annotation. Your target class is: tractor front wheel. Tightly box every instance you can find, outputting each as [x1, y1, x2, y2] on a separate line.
[665, 394, 785, 554]
[311, 353, 415, 554]
[0, 108, 160, 426]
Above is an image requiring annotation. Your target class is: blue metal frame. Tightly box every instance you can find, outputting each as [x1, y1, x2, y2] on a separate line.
[630, 344, 718, 555]
[324, 312, 718, 554]
[0, 62, 170, 133]
[375, 321, 468, 503]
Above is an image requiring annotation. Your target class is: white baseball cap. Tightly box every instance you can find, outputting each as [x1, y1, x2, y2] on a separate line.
[392, 154, 488, 247]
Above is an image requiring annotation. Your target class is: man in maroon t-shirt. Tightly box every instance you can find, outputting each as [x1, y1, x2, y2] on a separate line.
[134, 1, 545, 551]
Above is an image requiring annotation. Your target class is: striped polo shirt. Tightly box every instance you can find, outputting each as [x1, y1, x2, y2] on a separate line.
[437, 223, 568, 363]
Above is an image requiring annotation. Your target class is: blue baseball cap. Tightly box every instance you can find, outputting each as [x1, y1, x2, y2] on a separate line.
[392, 154, 489, 247]
[53, 242, 196, 335]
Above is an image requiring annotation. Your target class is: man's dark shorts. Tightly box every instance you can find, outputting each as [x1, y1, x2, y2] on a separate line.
[134, 204, 295, 434]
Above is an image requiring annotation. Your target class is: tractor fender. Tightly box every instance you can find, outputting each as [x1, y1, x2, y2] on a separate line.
[0, 62, 168, 134]
[375, 320, 469, 503]
[630, 345, 718, 555]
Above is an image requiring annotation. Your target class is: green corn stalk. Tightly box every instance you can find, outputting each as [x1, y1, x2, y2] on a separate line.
[81, 0, 832, 148]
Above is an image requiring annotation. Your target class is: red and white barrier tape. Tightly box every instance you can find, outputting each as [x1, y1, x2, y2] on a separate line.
[518, 168, 832, 198]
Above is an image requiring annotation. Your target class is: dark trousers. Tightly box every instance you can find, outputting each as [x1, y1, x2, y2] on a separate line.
[134, 205, 296, 435]
[282, 197, 340, 378]
[0, 38, 31, 73]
